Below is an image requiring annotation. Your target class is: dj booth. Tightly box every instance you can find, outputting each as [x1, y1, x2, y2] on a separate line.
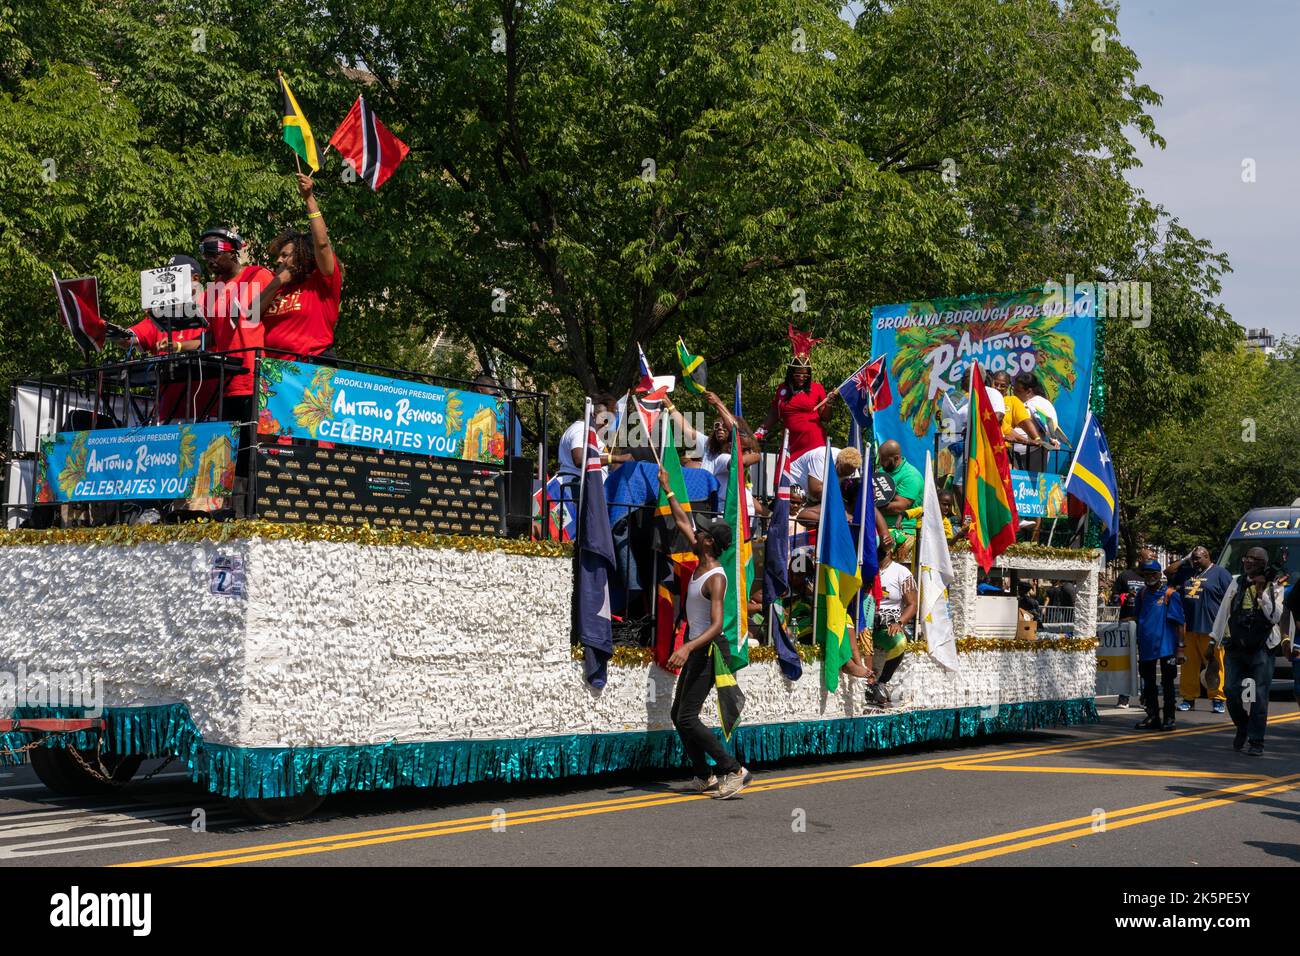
[4, 351, 549, 538]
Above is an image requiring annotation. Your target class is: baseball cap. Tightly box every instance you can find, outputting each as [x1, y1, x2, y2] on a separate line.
[1139, 559, 1161, 573]
[701, 520, 732, 552]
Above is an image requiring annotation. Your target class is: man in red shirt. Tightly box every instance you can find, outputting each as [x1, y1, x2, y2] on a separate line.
[259, 173, 343, 360]
[753, 326, 831, 459]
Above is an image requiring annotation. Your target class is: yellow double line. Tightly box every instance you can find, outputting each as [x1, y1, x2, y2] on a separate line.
[116, 713, 1299, 867]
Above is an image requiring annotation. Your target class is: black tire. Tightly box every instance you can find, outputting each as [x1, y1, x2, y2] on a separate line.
[29, 746, 143, 795]
[229, 792, 326, 823]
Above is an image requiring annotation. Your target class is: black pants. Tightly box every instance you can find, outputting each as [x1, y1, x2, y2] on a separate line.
[1139, 656, 1177, 721]
[1224, 648, 1274, 746]
[670, 645, 741, 778]
[879, 654, 903, 684]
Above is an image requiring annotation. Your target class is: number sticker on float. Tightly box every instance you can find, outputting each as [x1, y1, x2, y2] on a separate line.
[256, 359, 507, 464]
[35, 421, 240, 503]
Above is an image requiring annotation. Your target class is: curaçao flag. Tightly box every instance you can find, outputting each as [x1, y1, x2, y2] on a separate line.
[1065, 410, 1119, 561]
[654, 417, 697, 672]
[278, 71, 320, 172]
[963, 363, 1018, 571]
[714, 425, 751, 738]
[814, 439, 862, 692]
[764, 431, 801, 680]
[575, 405, 615, 688]
[676, 337, 707, 395]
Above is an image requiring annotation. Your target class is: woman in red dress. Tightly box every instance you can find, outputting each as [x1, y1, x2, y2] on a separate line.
[752, 326, 832, 458]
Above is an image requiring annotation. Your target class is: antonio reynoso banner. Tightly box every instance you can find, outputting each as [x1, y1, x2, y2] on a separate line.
[870, 289, 1096, 481]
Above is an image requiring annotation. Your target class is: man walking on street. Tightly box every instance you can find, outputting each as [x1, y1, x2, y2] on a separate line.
[1175, 546, 1232, 714]
[1134, 559, 1184, 731]
[1211, 547, 1286, 755]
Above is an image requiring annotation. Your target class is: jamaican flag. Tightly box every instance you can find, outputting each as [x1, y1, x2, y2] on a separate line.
[963, 363, 1018, 571]
[676, 337, 707, 395]
[714, 426, 751, 737]
[278, 71, 320, 172]
[654, 418, 697, 671]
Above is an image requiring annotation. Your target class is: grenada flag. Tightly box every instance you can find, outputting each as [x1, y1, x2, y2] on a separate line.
[713, 425, 751, 738]
[963, 363, 1018, 570]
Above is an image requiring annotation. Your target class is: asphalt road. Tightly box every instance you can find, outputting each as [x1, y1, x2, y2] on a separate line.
[1, 699, 1297, 868]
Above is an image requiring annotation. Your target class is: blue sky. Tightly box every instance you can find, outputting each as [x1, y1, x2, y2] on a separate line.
[1118, 0, 1300, 337]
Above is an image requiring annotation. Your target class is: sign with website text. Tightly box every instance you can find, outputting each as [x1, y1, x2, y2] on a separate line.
[1010, 469, 1067, 519]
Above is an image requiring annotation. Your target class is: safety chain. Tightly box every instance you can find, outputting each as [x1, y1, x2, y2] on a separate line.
[0, 734, 55, 760]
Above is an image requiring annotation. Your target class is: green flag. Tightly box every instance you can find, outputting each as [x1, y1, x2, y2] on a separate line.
[713, 427, 752, 738]
[676, 337, 707, 395]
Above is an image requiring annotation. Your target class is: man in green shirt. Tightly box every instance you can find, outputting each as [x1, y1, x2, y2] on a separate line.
[878, 440, 924, 564]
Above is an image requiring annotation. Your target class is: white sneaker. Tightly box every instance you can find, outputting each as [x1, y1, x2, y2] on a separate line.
[688, 775, 719, 793]
[712, 767, 751, 800]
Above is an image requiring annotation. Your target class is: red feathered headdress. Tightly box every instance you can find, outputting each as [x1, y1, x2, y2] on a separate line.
[787, 325, 821, 368]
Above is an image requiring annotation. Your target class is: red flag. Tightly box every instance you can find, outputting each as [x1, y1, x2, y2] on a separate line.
[51, 271, 104, 355]
[329, 95, 410, 190]
[862, 354, 893, 412]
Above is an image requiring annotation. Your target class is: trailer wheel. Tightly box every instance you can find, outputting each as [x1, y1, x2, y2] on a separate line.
[229, 792, 326, 823]
[29, 746, 143, 795]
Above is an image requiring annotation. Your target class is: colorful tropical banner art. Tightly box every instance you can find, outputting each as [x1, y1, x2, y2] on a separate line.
[256, 359, 507, 463]
[1010, 469, 1068, 519]
[870, 288, 1096, 481]
[36, 422, 239, 502]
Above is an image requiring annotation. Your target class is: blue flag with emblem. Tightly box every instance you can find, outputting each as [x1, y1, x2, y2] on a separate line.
[764, 432, 800, 680]
[1064, 410, 1118, 561]
[575, 407, 615, 687]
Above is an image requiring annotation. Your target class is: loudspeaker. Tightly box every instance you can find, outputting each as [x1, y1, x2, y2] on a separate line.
[504, 455, 534, 538]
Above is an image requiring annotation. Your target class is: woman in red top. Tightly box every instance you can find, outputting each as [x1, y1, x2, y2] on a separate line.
[753, 326, 832, 458]
[259, 173, 343, 360]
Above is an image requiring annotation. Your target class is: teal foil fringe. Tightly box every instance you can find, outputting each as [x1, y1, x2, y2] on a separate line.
[1, 698, 1097, 800]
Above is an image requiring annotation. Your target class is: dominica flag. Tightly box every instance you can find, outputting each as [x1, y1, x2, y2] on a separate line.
[714, 425, 751, 738]
[814, 439, 862, 692]
[278, 71, 320, 172]
[963, 363, 1019, 571]
[676, 337, 707, 395]
[654, 417, 697, 671]
[329, 94, 410, 190]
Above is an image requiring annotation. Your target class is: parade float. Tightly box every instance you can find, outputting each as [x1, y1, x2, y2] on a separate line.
[0, 287, 1107, 821]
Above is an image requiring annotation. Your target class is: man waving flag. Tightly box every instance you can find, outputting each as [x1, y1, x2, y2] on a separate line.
[278, 71, 320, 172]
[714, 427, 752, 737]
[1064, 410, 1119, 561]
[329, 94, 410, 190]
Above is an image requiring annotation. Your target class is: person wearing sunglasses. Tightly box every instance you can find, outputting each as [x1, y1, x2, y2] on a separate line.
[256, 173, 343, 361]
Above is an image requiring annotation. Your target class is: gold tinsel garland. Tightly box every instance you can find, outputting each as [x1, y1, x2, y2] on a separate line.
[0, 519, 573, 558]
[948, 541, 1099, 562]
[574, 635, 1098, 668]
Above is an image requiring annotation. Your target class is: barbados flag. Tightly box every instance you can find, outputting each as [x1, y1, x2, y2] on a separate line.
[1065, 410, 1119, 560]
[963, 363, 1018, 571]
[278, 71, 320, 171]
[814, 439, 861, 692]
[714, 426, 751, 738]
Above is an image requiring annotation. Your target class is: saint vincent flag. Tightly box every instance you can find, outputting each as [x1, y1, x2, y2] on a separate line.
[814, 439, 861, 692]
[278, 71, 320, 171]
[714, 425, 751, 738]
[676, 337, 707, 395]
[654, 417, 697, 671]
[963, 363, 1018, 571]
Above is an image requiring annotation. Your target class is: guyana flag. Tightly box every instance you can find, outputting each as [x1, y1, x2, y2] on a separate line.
[963, 363, 1019, 571]
[278, 71, 320, 172]
[814, 440, 861, 691]
[654, 417, 697, 671]
[713, 425, 751, 738]
[676, 337, 707, 395]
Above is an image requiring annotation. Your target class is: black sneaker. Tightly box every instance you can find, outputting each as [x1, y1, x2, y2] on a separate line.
[1160, 718, 1176, 731]
[1233, 730, 1247, 752]
[1134, 716, 1161, 730]
[1247, 743, 1264, 757]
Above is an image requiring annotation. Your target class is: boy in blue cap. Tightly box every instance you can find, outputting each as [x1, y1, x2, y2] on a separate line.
[1133, 559, 1185, 730]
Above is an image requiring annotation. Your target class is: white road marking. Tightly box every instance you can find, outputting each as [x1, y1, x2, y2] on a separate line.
[0, 771, 190, 794]
[0, 801, 237, 859]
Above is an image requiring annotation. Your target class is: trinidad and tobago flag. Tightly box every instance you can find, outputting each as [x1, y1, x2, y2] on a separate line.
[51, 271, 105, 356]
[329, 95, 410, 190]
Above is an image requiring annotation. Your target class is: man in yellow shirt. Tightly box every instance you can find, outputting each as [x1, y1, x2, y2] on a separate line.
[991, 370, 1043, 466]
